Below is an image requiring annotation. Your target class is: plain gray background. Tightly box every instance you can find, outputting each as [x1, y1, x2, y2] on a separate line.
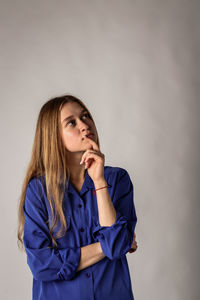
[0, 0, 199, 299]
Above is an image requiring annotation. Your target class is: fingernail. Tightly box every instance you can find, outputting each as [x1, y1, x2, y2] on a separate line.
[80, 161, 82, 164]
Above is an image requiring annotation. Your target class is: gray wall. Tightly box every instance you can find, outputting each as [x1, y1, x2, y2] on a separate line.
[0, 0, 199, 299]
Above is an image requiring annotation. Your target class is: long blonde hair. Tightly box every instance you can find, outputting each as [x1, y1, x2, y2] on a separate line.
[17, 94, 100, 251]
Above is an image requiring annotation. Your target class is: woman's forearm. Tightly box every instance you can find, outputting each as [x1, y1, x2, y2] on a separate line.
[77, 178, 116, 272]
[77, 242, 105, 272]
[94, 178, 117, 227]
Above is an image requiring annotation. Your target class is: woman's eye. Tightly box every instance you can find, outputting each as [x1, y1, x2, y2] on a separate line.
[82, 113, 90, 119]
[67, 113, 90, 126]
[67, 120, 76, 126]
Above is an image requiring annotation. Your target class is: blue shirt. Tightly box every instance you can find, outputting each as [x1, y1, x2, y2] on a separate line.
[23, 166, 137, 300]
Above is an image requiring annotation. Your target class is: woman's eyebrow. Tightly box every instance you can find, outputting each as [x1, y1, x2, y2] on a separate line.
[62, 109, 88, 124]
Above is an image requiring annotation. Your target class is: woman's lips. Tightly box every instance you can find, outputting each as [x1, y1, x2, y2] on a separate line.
[83, 134, 94, 140]
[86, 134, 94, 139]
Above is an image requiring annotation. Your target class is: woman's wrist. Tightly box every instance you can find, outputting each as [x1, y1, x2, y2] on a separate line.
[93, 178, 107, 189]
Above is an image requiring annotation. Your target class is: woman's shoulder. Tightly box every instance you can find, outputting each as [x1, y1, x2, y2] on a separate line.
[104, 165, 130, 184]
[24, 175, 48, 212]
[27, 175, 46, 190]
[104, 165, 127, 175]
[26, 175, 47, 201]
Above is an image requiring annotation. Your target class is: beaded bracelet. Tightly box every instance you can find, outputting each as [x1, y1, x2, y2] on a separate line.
[92, 185, 108, 196]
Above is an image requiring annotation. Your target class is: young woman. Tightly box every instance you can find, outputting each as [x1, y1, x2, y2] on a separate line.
[17, 94, 138, 300]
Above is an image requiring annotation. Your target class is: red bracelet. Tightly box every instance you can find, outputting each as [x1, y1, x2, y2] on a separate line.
[92, 185, 108, 196]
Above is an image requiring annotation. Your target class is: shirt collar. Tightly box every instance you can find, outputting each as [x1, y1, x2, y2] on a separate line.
[66, 167, 112, 196]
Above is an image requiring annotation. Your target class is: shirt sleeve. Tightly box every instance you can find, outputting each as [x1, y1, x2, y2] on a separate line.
[92, 169, 137, 260]
[23, 177, 81, 282]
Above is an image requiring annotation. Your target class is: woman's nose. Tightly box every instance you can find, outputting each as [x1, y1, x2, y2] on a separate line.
[79, 119, 90, 130]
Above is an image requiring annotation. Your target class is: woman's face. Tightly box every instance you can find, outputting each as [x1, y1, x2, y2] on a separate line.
[60, 102, 98, 153]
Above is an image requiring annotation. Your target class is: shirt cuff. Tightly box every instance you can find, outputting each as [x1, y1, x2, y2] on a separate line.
[92, 211, 136, 260]
[56, 247, 81, 280]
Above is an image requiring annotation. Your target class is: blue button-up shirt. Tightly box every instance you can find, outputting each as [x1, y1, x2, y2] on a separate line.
[23, 166, 137, 300]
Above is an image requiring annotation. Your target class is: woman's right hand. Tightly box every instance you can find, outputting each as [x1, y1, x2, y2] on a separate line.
[128, 232, 138, 253]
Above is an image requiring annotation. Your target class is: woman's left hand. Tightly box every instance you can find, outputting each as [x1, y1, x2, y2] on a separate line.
[80, 136, 105, 182]
[128, 232, 138, 253]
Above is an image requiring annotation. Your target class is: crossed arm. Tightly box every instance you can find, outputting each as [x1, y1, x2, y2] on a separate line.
[77, 233, 138, 271]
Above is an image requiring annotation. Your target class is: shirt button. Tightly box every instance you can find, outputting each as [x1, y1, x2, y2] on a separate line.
[78, 204, 82, 208]
[80, 227, 85, 232]
[85, 273, 90, 278]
